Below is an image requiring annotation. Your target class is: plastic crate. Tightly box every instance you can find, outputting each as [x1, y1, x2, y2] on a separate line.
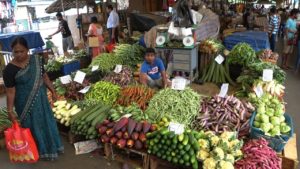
[249, 112, 294, 152]
[61, 61, 80, 75]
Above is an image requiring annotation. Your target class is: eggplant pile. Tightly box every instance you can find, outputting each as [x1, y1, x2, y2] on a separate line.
[192, 95, 255, 137]
[98, 117, 156, 150]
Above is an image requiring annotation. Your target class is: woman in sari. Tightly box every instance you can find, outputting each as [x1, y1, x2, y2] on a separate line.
[3, 37, 63, 160]
[88, 16, 104, 58]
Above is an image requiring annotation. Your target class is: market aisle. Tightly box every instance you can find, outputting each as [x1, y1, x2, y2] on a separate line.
[284, 71, 300, 161]
[0, 132, 120, 169]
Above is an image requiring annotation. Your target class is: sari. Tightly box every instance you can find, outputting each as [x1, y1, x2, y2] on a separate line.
[88, 23, 104, 58]
[14, 55, 63, 160]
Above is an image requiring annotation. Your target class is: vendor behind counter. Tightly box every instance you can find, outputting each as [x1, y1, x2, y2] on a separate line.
[139, 48, 169, 89]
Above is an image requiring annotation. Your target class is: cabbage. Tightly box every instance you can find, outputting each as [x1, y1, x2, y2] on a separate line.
[265, 108, 274, 116]
[270, 116, 280, 126]
[257, 105, 265, 114]
[279, 116, 285, 122]
[260, 114, 270, 123]
[270, 126, 281, 136]
[255, 113, 262, 121]
[280, 123, 291, 133]
[254, 121, 260, 128]
[260, 123, 272, 133]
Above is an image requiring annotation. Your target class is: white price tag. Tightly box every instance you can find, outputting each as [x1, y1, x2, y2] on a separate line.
[114, 65, 123, 73]
[262, 69, 273, 82]
[74, 71, 86, 84]
[181, 28, 193, 36]
[215, 54, 225, 64]
[91, 65, 99, 72]
[254, 85, 264, 98]
[168, 122, 185, 135]
[79, 86, 91, 94]
[59, 75, 72, 84]
[171, 78, 186, 90]
[218, 83, 229, 98]
[168, 22, 180, 36]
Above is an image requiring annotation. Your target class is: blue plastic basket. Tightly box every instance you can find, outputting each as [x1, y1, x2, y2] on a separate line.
[249, 112, 294, 152]
[61, 61, 80, 75]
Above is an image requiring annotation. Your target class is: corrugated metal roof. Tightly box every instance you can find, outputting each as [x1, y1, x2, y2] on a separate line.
[45, 0, 95, 14]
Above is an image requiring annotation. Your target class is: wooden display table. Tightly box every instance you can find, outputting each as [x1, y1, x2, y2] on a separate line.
[281, 134, 298, 169]
[104, 143, 150, 169]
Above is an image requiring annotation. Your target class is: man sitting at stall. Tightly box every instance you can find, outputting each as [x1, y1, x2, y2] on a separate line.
[139, 48, 168, 88]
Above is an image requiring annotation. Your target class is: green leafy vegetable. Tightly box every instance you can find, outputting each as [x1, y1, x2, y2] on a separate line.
[228, 43, 257, 66]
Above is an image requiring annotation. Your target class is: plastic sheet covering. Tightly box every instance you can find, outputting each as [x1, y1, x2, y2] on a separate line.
[130, 13, 157, 32]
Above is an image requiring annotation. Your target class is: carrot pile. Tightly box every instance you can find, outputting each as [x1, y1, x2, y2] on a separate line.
[117, 86, 155, 110]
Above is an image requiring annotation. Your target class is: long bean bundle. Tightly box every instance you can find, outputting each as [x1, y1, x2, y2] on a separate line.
[146, 88, 201, 127]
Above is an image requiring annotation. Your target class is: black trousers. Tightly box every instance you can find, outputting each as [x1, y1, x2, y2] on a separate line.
[108, 27, 119, 43]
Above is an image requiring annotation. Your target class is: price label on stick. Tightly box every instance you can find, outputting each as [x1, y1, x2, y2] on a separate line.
[79, 86, 91, 94]
[254, 85, 264, 98]
[215, 54, 225, 64]
[59, 75, 72, 84]
[114, 65, 123, 73]
[74, 71, 86, 84]
[218, 83, 229, 98]
[262, 69, 273, 82]
[91, 65, 99, 72]
[171, 78, 186, 90]
[168, 122, 184, 135]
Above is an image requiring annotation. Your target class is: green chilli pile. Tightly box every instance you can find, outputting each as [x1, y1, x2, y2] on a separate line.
[85, 81, 120, 105]
[146, 88, 201, 127]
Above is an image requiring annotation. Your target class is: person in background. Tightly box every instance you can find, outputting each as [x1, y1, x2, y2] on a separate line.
[106, 5, 119, 43]
[3, 37, 63, 160]
[49, 12, 74, 55]
[261, 5, 267, 15]
[87, 16, 104, 58]
[243, 8, 250, 29]
[268, 7, 280, 52]
[295, 25, 300, 73]
[140, 48, 168, 88]
[282, 9, 298, 70]
[279, 8, 288, 38]
[247, 8, 256, 30]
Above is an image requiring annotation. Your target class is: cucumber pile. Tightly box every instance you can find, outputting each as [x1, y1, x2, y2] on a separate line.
[70, 103, 111, 139]
[146, 127, 200, 169]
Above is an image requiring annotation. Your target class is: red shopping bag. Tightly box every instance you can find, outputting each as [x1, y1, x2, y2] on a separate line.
[105, 39, 116, 53]
[4, 122, 39, 163]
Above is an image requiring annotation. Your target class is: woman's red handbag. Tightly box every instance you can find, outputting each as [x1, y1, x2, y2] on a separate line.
[4, 122, 39, 163]
[105, 39, 116, 53]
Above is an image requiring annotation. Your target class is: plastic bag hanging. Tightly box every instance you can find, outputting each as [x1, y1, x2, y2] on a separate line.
[172, 0, 194, 28]
[4, 122, 39, 163]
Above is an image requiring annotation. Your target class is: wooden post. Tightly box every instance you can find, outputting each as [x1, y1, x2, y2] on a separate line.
[61, 0, 65, 16]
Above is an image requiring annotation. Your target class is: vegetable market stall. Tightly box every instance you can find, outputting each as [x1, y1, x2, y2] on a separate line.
[44, 39, 298, 169]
